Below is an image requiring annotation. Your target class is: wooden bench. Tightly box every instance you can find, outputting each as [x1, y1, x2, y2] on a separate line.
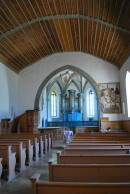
[73, 138, 130, 143]
[30, 174, 130, 194]
[31, 133, 52, 153]
[4, 133, 51, 153]
[73, 139, 130, 143]
[0, 142, 26, 172]
[73, 135, 130, 139]
[0, 133, 53, 149]
[0, 136, 40, 161]
[0, 146, 16, 181]
[48, 161, 130, 182]
[57, 151, 130, 164]
[62, 147, 130, 155]
[74, 132, 130, 137]
[0, 133, 52, 155]
[0, 158, 2, 184]
[67, 143, 130, 149]
[71, 140, 130, 143]
[73, 134, 130, 142]
[0, 139, 33, 166]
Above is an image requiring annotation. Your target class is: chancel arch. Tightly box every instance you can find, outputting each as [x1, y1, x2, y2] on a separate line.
[34, 65, 99, 127]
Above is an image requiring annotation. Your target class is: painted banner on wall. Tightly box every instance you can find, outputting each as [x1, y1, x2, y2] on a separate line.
[98, 82, 122, 113]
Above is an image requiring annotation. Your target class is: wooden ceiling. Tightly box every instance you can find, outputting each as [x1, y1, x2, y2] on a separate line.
[0, 0, 130, 73]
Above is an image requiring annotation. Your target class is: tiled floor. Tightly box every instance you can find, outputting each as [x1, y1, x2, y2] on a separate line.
[0, 141, 65, 194]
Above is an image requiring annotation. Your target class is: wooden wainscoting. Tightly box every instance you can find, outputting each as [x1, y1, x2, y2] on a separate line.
[101, 118, 130, 133]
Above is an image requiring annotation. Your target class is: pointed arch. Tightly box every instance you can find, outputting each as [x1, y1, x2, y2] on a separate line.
[34, 65, 99, 117]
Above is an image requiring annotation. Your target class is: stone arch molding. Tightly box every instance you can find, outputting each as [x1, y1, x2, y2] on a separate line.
[34, 65, 98, 110]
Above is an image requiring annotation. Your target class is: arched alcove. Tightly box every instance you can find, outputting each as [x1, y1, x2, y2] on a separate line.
[35, 65, 98, 108]
[34, 65, 100, 127]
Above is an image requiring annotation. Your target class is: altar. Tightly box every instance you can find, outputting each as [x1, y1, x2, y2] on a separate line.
[63, 129, 73, 143]
[38, 127, 64, 140]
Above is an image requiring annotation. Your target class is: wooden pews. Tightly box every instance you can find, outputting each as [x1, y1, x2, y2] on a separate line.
[30, 131, 130, 194]
[0, 158, 2, 183]
[0, 133, 52, 155]
[71, 140, 130, 143]
[0, 146, 16, 181]
[30, 174, 130, 194]
[62, 147, 130, 155]
[73, 132, 130, 138]
[72, 132, 130, 142]
[48, 160, 130, 182]
[0, 141, 26, 172]
[0, 132, 52, 186]
[57, 151, 130, 164]
[0, 139, 33, 166]
[66, 142, 130, 149]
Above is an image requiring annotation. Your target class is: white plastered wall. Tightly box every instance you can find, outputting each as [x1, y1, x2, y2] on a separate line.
[18, 52, 121, 121]
[0, 62, 18, 121]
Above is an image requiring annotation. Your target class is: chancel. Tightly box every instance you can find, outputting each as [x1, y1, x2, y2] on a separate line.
[45, 72, 98, 130]
[61, 90, 84, 121]
[0, 0, 130, 194]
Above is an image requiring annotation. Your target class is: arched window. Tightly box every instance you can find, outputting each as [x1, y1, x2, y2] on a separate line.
[89, 90, 94, 117]
[126, 71, 130, 117]
[51, 91, 57, 117]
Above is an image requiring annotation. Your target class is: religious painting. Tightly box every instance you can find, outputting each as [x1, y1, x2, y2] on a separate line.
[98, 82, 121, 113]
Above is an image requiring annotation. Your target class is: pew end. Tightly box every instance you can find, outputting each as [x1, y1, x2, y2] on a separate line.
[56, 151, 61, 163]
[30, 179, 130, 194]
[30, 173, 41, 194]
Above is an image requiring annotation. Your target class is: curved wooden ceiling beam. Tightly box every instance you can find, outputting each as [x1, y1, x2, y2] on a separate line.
[1, 14, 130, 40]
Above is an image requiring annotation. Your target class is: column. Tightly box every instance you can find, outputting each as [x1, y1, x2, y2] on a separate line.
[68, 89, 76, 113]
[77, 93, 84, 113]
[60, 93, 67, 113]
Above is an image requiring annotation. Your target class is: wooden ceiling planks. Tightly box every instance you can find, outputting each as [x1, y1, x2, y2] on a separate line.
[64, 18, 74, 51]
[90, 21, 96, 54]
[0, 0, 129, 73]
[79, 18, 84, 52]
[114, 33, 130, 64]
[61, 0, 68, 15]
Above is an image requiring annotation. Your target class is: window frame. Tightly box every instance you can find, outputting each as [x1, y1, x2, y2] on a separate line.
[51, 91, 57, 117]
[126, 71, 130, 117]
[88, 89, 95, 117]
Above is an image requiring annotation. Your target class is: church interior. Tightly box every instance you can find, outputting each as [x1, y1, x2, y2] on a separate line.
[0, 0, 130, 193]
